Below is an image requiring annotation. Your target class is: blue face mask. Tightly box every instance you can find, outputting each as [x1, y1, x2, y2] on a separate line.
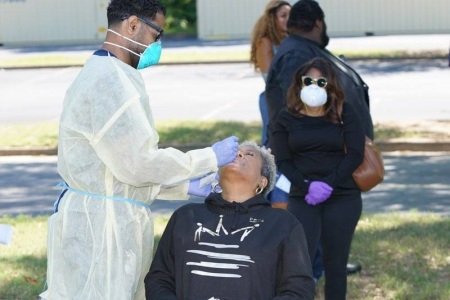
[137, 41, 162, 69]
[106, 29, 162, 69]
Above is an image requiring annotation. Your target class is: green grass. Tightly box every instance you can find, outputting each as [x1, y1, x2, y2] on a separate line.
[157, 120, 261, 145]
[0, 215, 47, 299]
[0, 120, 425, 149]
[1, 213, 449, 299]
[315, 213, 450, 299]
[0, 122, 59, 148]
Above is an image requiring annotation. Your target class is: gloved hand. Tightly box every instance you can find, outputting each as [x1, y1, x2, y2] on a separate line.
[305, 181, 333, 205]
[211, 136, 239, 167]
[188, 177, 213, 197]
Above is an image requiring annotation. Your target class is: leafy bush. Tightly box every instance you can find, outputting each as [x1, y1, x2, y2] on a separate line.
[161, 0, 197, 35]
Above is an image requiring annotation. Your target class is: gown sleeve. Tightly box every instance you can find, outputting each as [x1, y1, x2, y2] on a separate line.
[87, 62, 218, 188]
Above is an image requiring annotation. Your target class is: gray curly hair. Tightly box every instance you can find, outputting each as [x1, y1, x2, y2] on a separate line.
[239, 141, 277, 196]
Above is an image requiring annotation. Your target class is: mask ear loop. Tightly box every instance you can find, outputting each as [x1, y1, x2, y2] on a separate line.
[105, 29, 151, 58]
[104, 41, 141, 58]
[108, 29, 149, 47]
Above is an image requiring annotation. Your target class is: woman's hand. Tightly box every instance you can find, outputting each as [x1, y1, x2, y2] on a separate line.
[305, 181, 333, 205]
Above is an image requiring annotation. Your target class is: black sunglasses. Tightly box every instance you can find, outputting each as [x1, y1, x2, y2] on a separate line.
[137, 17, 164, 42]
[301, 76, 328, 88]
[121, 15, 164, 42]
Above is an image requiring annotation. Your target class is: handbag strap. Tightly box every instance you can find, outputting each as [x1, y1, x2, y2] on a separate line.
[337, 102, 348, 153]
[337, 102, 344, 124]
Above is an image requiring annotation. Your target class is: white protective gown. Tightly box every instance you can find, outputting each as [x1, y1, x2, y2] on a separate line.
[40, 54, 218, 300]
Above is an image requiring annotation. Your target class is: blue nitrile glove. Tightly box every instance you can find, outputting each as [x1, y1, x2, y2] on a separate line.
[305, 181, 333, 205]
[211, 136, 239, 167]
[188, 177, 213, 197]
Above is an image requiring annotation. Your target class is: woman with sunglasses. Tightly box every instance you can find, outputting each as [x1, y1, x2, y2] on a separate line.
[271, 57, 365, 299]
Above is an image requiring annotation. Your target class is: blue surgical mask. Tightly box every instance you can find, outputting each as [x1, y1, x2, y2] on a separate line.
[137, 41, 162, 69]
[105, 29, 162, 69]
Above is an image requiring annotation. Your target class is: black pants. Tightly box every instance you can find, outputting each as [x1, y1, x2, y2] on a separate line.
[289, 191, 362, 300]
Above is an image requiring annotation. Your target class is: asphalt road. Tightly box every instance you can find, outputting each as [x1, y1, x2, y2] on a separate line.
[1, 153, 449, 217]
[0, 59, 449, 126]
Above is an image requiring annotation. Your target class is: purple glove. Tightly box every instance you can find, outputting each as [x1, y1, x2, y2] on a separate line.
[305, 181, 333, 205]
[188, 177, 213, 197]
[211, 136, 239, 167]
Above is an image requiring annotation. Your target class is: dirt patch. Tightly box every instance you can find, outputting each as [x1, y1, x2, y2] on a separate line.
[375, 120, 450, 143]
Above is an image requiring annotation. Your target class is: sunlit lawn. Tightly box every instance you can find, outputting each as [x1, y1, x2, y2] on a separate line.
[0, 120, 426, 149]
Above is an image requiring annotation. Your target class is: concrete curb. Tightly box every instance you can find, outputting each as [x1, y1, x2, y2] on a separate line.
[2, 142, 450, 156]
[1, 53, 447, 70]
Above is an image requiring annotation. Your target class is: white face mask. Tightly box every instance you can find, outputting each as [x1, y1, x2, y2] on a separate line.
[300, 85, 328, 107]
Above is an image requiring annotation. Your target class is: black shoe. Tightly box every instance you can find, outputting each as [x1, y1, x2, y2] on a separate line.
[346, 263, 362, 275]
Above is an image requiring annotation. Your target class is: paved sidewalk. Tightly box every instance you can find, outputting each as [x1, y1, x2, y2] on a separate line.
[0, 153, 449, 217]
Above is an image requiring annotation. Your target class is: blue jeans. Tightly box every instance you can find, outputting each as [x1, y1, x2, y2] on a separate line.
[313, 242, 324, 281]
[268, 173, 324, 280]
[259, 91, 269, 147]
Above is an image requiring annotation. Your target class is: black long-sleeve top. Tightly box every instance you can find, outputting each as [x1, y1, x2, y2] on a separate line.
[271, 103, 365, 196]
[145, 193, 315, 300]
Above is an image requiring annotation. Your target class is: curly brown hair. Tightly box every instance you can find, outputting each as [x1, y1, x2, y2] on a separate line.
[250, 0, 291, 70]
[286, 57, 344, 124]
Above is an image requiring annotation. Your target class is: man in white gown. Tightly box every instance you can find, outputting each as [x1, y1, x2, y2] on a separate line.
[40, 0, 238, 299]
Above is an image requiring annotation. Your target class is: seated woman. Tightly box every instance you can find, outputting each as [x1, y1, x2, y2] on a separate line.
[145, 141, 315, 299]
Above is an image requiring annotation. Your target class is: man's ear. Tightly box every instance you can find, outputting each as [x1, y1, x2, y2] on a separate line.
[314, 19, 323, 30]
[125, 15, 140, 35]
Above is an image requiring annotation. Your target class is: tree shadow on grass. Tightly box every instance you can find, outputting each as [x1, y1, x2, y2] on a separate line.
[0, 254, 47, 300]
[346, 216, 450, 299]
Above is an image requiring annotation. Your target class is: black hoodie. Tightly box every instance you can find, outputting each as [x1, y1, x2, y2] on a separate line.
[145, 193, 315, 300]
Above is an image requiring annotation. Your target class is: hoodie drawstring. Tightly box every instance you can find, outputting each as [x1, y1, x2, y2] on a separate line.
[230, 203, 248, 230]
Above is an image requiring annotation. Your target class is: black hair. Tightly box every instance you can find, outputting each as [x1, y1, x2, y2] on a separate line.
[107, 0, 166, 27]
[287, 0, 325, 32]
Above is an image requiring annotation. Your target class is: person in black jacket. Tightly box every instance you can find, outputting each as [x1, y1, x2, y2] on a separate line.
[145, 141, 315, 300]
[272, 57, 365, 300]
[265, 0, 373, 142]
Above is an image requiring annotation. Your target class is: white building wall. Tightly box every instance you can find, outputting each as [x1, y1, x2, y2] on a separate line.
[0, 0, 448, 46]
[196, 0, 296, 40]
[0, 0, 108, 46]
[197, 0, 450, 40]
[321, 0, 450, 36]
